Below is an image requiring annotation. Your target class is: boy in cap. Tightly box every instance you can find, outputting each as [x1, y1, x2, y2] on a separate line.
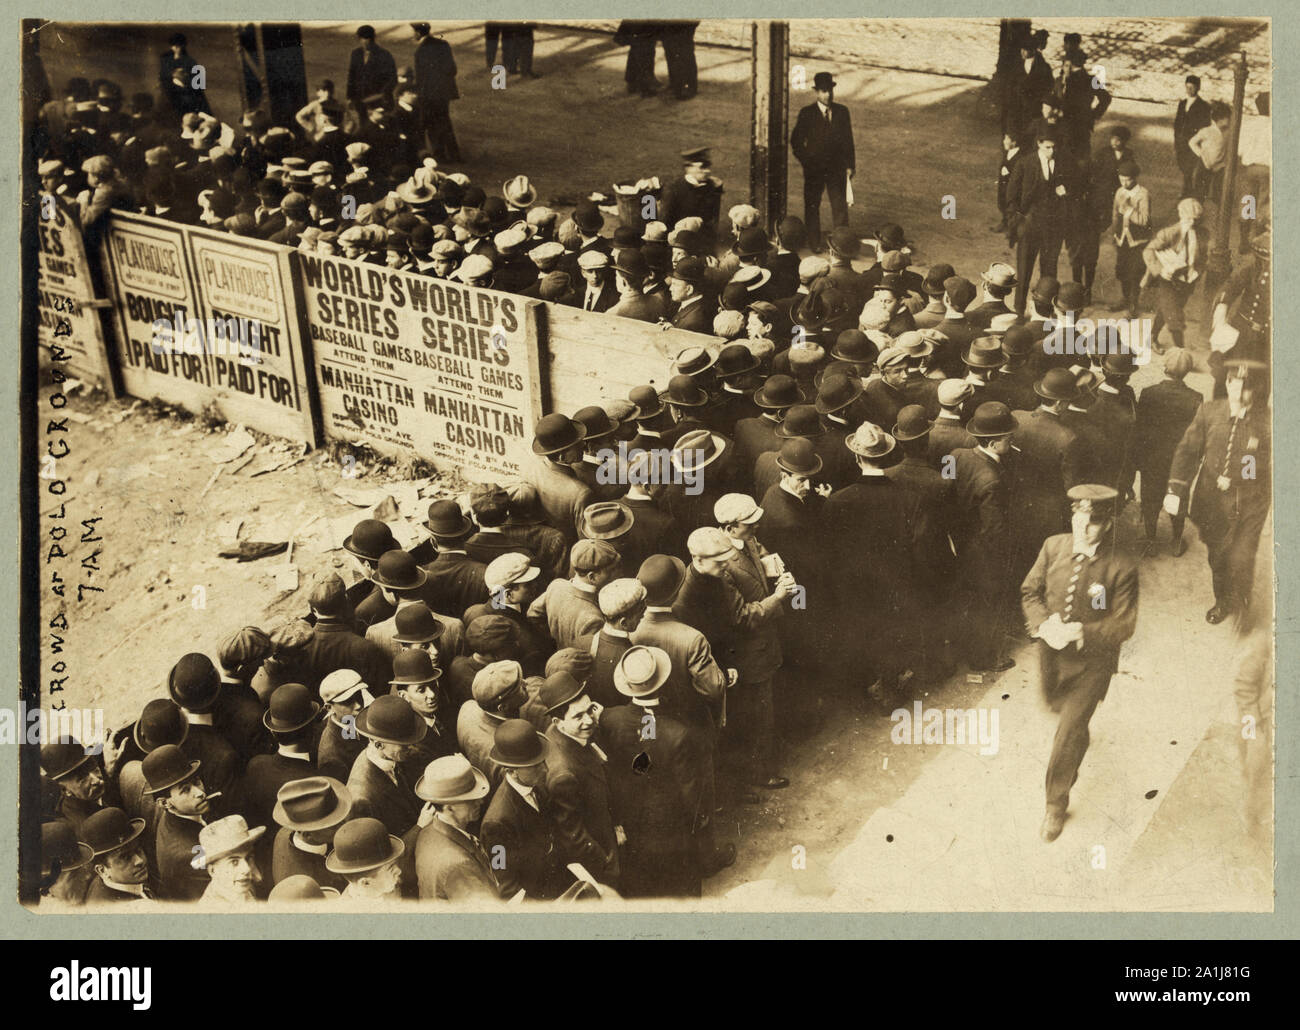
[1143, 197, 1208, 352]
[584, 578, 647, 710]
[317, 669, 375, 782]
[1022, 484, 1138, 842]
[456, 661, 529, 789]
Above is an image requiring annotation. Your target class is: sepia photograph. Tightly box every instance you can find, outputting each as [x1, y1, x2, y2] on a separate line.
[16, 11, 1278, 929]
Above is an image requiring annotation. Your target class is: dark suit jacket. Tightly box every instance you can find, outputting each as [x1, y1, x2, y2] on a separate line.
[480, 778, 568, 899]
[214, 680, 272, 766]
[155, 809, 208, 901]
[951, 447, 1013, 595]
[671, 295, 716, 334]
[616, 495, 681, 574]
[573, 276, 619, 314]
[1173, 96, 1212, 155]
[412, 816, 501, 901]
[346, 44, 398, 106]
[317, 717, 365, 783]
[768, 251, 800, 300]
[414, 34, 459, 106]
[883, 455, 955, 601]
[985, 365, 1039, 414]
[598, 701, 708, 897]
[1134, 378, 1203, 487]
[674, 552, 784, 684]
[183, 724, 240, 816]
[302, 620, 393, 697]
[732, 415, 784, 488]
[791, 101, 855, 174]
[543, 724, 620, 885]
[346, 749, 421, 837]
[521, 457, 594, 545]
[1005, 150, 1079, 239]
[1010, 408, 1083, 541]
[585, 628, 633, 711]
[928, 415, 977, 469]
[421, 550, 489, 621]
[239, 751, 317, 859]
[500, 522, 569, 581]
[271, 825, 349, 893]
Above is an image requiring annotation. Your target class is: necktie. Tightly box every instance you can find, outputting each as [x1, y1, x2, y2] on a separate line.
[824, 107, 831, 124]
[585, 291, 596, 311]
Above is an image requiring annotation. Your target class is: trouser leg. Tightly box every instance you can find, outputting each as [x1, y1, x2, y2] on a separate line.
[825, 170, 849, 229]
[803, 171, 826, 249]
[1045, 673, 1108, 810]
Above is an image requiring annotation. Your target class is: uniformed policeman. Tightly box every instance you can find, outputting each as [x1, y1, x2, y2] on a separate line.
[1209, 231, 1270, 398]
[1021, 484, 1139, 842]
[1165, 359, 1271, 624]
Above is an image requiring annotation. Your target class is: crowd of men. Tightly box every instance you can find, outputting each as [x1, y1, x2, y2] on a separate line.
[35, 25, 1273, 902]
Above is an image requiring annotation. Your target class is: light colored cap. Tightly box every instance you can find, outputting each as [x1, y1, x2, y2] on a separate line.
[687, 526, 738, 560]
[320, 669, 375, 706]
[937, 378, 974, 407]
[597, 578, 647, 620]
[577, 250, 610, 270]
[458, 254, 494, 280]
[484, 552, 541, 591]
[714, 493, 763, 526]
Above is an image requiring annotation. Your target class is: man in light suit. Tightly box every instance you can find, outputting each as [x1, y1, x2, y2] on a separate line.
[411, 755, 501, 901]
[1021, 485, 1138, 842]
[790, 71, 855, 252]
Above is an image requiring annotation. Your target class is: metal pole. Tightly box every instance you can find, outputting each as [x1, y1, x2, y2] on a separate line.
[750, 20, 789, 234]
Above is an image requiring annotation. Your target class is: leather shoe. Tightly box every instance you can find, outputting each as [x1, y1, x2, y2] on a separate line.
[1206, 604, 1231, 624]
[1040, 808, 1066, 843]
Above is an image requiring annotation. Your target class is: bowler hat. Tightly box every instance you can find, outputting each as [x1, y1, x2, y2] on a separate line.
[923, 263, 955, 296]
[1103, 351, 1138, 376]
[572, 201, 603, 235]
[142, 744, 202, 796]
[776, 404, 825, 438]
[813, 71, 836, 91]
[268, 875, 338, 900]
[663, 374, 710, 408]
[391, 648, 441, 686]
[532, 413, 586, 456]
[672, 256, 707, 285]
[966, 401, 1018, 437]
[572, 405, 619, 441]
[776, 438, 823, 477]
[893, 405, 933, 442]
[168, 653, 221, 712]
[42, 820, 94, 877]
[40, 739, 94, 782]
[133, 698, 189, 753]
[81, 808, 146, 857]
[424, 499, 473, 537]
[963, 337, 1005, 369]
[734, 227, 770, 258]
[614, 249, 648, 281]
[872, 222, 911, 252]
[828, 227, 861, 258]
[414, 755, 490, 804]
[629, 384, 665, 420]
[613, 645, 672, 698]
[814, 373, 864, 414]
[392, 603, 444, 645]
[1035, 367, 1079, 401]
[489, 719, 549, 767]
[753, 374, 805, 410]
[1032, 277, 1060, 304]
[263, 683, 322, 734]
[1001, 325, 1035, 358]
[273, 777, 353, 831]
[715, 343, 759, 379]
[636, 554, 687, 606]
[539, 672, 586, 715]
[832, 329, 877, 364]
[1056, 281, 1086, 312]
[354, 695, 428, 746]
[371, 549, 428, 592]
[324, 817, 404, 875]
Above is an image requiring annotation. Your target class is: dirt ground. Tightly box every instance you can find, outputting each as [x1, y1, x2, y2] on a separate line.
[33, 21, 1273, 910]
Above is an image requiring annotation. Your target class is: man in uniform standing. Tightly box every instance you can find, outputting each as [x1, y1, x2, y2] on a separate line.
[790, 72, 855, 253]
[659, 147, 724, 242]
[1022, 484, 1139, 842]
[1165, 359, 1271, 624]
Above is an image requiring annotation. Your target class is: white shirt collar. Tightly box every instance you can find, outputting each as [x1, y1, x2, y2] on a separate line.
[1098, 382, 1119, 394]
[185, 711, 214, 726]
[278, 745, 312, 761]
[602, 624, 630, 639]
[570, 578, 597, 595]
[1071, 540, 1100, 558]
[292, 832, 329, 855]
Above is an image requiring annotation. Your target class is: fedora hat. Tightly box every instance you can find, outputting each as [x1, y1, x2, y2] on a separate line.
[324, 817, 404, 875]
[963, 336, 1005, 369]
[1035, 367, 1078, 401]
[776, 438, 823, 477]
[815, 373, 864, 415]
[981, 262, 1018, 288]
[489, 718, 549, 767]
[424, 499, 473, 538]
[672, 345, 717, 378]
[845, 422, 897, 459]
[966, 401, 1019, 437]
[636, 554, 687, 606]
[715, 343, 759, 379]
[662, 374, 710, 408]
[354, 695, 428, 746]
[168, 652, 221, 712]
[414, 755, 490, 804]
[391, 648, 441, 686]
[538, 671, 587, 715]
[392, 602, 444, 645]
[272, 776, 353, 832]
[532, 413, 586, 456]
[142, 744, 201, 796]
[581, 501, 635, 541]
[775, 404, 825, 439]
[81, 807, 146, 857]
[40, 739, 94, 782]
[263, 683, 323, 734]
[42, 820, 94, 877]
[503, 174, 537, 207]
[613, 645, 672, 698]
[371, 549, 428, 592]
[671, 429, 730, 473]
[894, 331, 934, 360]
[395, 181, 435, 207]
[753, 374, 806, 410]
